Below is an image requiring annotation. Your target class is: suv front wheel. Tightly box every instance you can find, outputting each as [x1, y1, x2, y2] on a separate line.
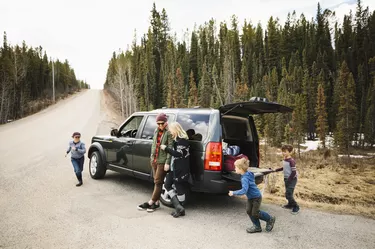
[89, 151, 106, 179]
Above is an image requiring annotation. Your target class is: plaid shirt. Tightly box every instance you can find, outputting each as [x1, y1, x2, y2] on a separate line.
[153, 130, 164, 163]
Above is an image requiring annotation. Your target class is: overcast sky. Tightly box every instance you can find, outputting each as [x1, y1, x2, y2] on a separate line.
[1, 0, 374, 89]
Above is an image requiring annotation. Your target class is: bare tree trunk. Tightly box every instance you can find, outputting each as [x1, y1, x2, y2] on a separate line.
[116, 61, 125, 117]
[133, 83, 137, 112]
[6, 96, 11, 122]
[127, 62, 135, 114]
[124, 73, 129, 118]
[212, 73, 223, 106]
[120, 79, 124, 118]
[0, 89, 8, 123]
[346, 110, 351, 163]
[0, 86, 5, 123]
[144, 74, 149, 110]
[20, 89, 23, 117]
[231, 56, 235, 104]
[13, 54, 18, 119]
[0, 73, 9, 124]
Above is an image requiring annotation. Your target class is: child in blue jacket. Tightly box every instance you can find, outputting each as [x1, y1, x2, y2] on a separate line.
[229, 157, 276, 233]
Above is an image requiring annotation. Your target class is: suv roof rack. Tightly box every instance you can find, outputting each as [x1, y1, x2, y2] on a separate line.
[249, 96, 269, 102]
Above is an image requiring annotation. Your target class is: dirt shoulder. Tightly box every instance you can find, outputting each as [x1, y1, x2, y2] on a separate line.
[96, 89, 124, 135]
[258, 146, 375, 219]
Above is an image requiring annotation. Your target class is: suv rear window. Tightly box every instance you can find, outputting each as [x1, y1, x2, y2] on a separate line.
[177, 113, 210, 141]
[222, 116, 253, 141]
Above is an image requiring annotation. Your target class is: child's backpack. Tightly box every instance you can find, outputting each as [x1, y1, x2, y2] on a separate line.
[224, 154, 248, 172]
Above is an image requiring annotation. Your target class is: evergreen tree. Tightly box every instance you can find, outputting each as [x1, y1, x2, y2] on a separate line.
[98, 2, 375, 152]
[364, 57, 375, 147]
[175, 67, 185, 107]
[0, 32, 87, 124]
[234, 80, 249, 102]
[292, 93, 307, 157]
[198, 61, 211, 107]
[364, 82, 375, 147]
[266, 17, 280, 72]
[335, 62, 357, 156]
[188, 71, 198, 107]
[166, 72, 175, 108]
[315, 71, 328, 148]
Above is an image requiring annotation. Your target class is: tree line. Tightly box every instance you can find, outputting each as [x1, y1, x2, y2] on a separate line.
[104, 0, 375, 154]
[0, 32, 89, 124]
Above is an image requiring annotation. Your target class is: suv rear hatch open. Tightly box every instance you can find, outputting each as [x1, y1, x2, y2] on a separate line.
[219, 97, 292, 183]
[219, 97, 292, 116]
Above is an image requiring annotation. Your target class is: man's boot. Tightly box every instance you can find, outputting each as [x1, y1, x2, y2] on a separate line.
[171, 196, 185, 218]
[76, 173, 83, 187]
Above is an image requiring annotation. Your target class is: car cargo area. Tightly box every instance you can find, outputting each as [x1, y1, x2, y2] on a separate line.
[220, 115, 259, 173]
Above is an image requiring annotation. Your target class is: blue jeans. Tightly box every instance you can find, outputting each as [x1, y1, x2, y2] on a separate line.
[246, 197, 271, 228]
[71, 157, 84, 182]
[284, 178, 298, 207]
[250, 211, 271, 228]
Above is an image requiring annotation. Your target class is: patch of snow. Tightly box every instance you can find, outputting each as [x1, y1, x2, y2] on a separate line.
[300, 140, 320, 152]
[299, 136, 335, 153]
[338, 154, 372, 159]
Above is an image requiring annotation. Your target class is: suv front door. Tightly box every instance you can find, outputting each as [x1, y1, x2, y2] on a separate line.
[107, 115, 144, 170]
[132, 114, 175, 179]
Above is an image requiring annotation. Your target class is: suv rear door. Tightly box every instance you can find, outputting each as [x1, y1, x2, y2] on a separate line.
[219, 97, 292, 181]
[219, 97, 292, 116]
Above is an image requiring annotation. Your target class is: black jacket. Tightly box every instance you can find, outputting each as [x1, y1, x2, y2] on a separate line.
[165, 137, 190, 182]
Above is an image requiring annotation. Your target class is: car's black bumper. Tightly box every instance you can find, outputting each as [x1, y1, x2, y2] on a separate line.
[191, 171, 264, 194]
[190, 171, 242, 194]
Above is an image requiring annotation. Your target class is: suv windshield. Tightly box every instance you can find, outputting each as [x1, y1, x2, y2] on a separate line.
[177, 113, 210, 141]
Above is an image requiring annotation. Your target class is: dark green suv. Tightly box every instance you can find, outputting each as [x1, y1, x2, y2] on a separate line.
[88, 97, 292, 206]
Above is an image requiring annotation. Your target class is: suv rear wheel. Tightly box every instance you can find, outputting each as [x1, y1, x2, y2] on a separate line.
[89, 151, 106, 179]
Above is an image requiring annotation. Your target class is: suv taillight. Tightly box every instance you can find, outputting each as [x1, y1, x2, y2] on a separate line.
[204, 142, 222, 171]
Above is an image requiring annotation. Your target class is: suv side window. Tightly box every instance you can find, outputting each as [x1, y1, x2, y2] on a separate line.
[141, 115, 157, 139]
[119, 116, 144, 138]
[177, 113, 210, 141]
[140, 114, 174, 139]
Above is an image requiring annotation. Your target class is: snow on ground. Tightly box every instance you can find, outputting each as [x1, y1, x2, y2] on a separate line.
[300, 140, 320, 152]
[259, 135, 374, 158]
[338, 154, 372, 158]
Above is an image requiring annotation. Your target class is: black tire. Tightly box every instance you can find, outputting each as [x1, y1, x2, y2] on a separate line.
[160, 179, 191, 208]
[89, 151, 106, 179]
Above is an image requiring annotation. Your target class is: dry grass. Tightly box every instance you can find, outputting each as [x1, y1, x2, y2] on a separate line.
[258, 145, 375, 219]
[101, 89, 124, 127]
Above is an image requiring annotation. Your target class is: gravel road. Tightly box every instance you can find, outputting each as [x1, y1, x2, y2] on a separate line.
[0, 89, 374, 249]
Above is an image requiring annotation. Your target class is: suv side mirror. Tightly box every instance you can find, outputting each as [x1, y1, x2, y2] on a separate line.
[110, 128, 119, 137]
